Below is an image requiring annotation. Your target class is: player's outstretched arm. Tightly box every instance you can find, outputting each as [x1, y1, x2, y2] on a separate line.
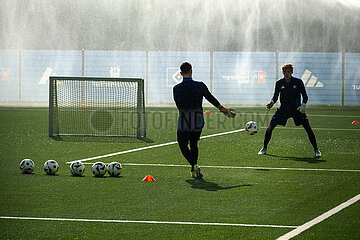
[218, 105, 236, 118]
[266, 100, 275, 110]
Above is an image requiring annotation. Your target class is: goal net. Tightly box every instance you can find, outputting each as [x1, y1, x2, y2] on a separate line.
[49, 76, 146, 138]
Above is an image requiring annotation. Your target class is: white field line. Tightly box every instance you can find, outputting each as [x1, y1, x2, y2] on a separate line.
[259, 127, 360, 131]
[66, 126, 360, 164]
[81, 163, 360, 173]
[277, 193, 360, 240]
[307, 114, 360, 118]
[66, 129, 245, 164]
[143, 110, 360, 118]
[0, 216, 297, 229]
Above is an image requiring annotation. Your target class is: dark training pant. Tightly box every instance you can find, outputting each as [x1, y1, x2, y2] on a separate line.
[264, 108, 318, 150]
[177, 130, 201, 167]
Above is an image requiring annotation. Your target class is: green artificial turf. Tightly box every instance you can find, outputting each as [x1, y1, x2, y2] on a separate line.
[0, 106, 359, 239]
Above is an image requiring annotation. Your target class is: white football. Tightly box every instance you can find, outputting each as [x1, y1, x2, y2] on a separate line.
[69, 161, 85, 176]
[107, 162, 122, 177]
[20, 159, 35, 174]
[44, 160, 59, 175]
[92, 162, 107, 177]
[245, 121, 259, 135]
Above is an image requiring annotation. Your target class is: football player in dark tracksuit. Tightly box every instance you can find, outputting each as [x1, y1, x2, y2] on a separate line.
[173, 62, 236, 178]
[258, 63, 322, 157]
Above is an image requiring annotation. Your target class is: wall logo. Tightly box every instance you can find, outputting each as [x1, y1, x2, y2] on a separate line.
[353, 85, 360, 90]
[301, 69, 323, 87]
[1, 68, 10, 81]
[110, 66, 120, 77]
[222, 71, 266, 85]
[222, 72, 250, 84]
[166, 68, 182, 87]
[39, 67, 56, 85]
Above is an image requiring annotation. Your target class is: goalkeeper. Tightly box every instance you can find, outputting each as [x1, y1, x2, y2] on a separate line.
[258, 63, 321, 157]
[173, 62, 236, 179]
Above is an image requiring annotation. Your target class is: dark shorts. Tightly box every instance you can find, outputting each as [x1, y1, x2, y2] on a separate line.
[271, 107, 308, 126]
[177, 130, 202, 144]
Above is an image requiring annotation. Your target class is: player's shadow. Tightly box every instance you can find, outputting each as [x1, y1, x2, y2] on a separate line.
[51, 135, 153, 143]
[186, 179, 252, 191]
[266, 154, 326, 163]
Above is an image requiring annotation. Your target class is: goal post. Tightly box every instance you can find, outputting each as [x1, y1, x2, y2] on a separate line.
[49, 76, 146, 139]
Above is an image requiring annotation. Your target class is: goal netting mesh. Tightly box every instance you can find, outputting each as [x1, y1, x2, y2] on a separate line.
[49, 77, 146, 138]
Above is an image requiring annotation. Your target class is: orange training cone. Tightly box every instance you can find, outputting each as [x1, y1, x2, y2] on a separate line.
[142, 175, 156, 181]
[205, 110, 211, 114]
[80, 105, 85, 108]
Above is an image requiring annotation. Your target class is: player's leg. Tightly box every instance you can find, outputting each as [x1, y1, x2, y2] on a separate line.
[178, 140, 195, 165]
[189, 131, 203, 178]
[186, 139, 198, 178]
[259, 109, 285, 155]
[177, 130, 196, 167]
[302, 120, 321, 157]
[293, 112, 321, 157]
[264, 119, 278, 148]
[189, 131, 201, 165]
[258, 119, 278, 155]
[189, 139, 199, 165]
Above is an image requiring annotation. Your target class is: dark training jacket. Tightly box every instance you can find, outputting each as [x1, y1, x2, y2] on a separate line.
[173, 78, 220, 131]
[272, 76, 308, 111]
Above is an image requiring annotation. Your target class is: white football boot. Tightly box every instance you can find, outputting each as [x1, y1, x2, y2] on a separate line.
[258, 147, 267, 155]
[315, 149, 322, 158]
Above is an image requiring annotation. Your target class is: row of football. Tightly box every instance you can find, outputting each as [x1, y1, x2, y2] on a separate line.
[19, 122, 258, 176]
[19, 159, 122, 177]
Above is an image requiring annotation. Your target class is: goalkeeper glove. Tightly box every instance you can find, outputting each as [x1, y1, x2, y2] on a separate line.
[297, 103, 306, 114]
[220, 106, 236, 118]
[266, 101, 274, 110]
